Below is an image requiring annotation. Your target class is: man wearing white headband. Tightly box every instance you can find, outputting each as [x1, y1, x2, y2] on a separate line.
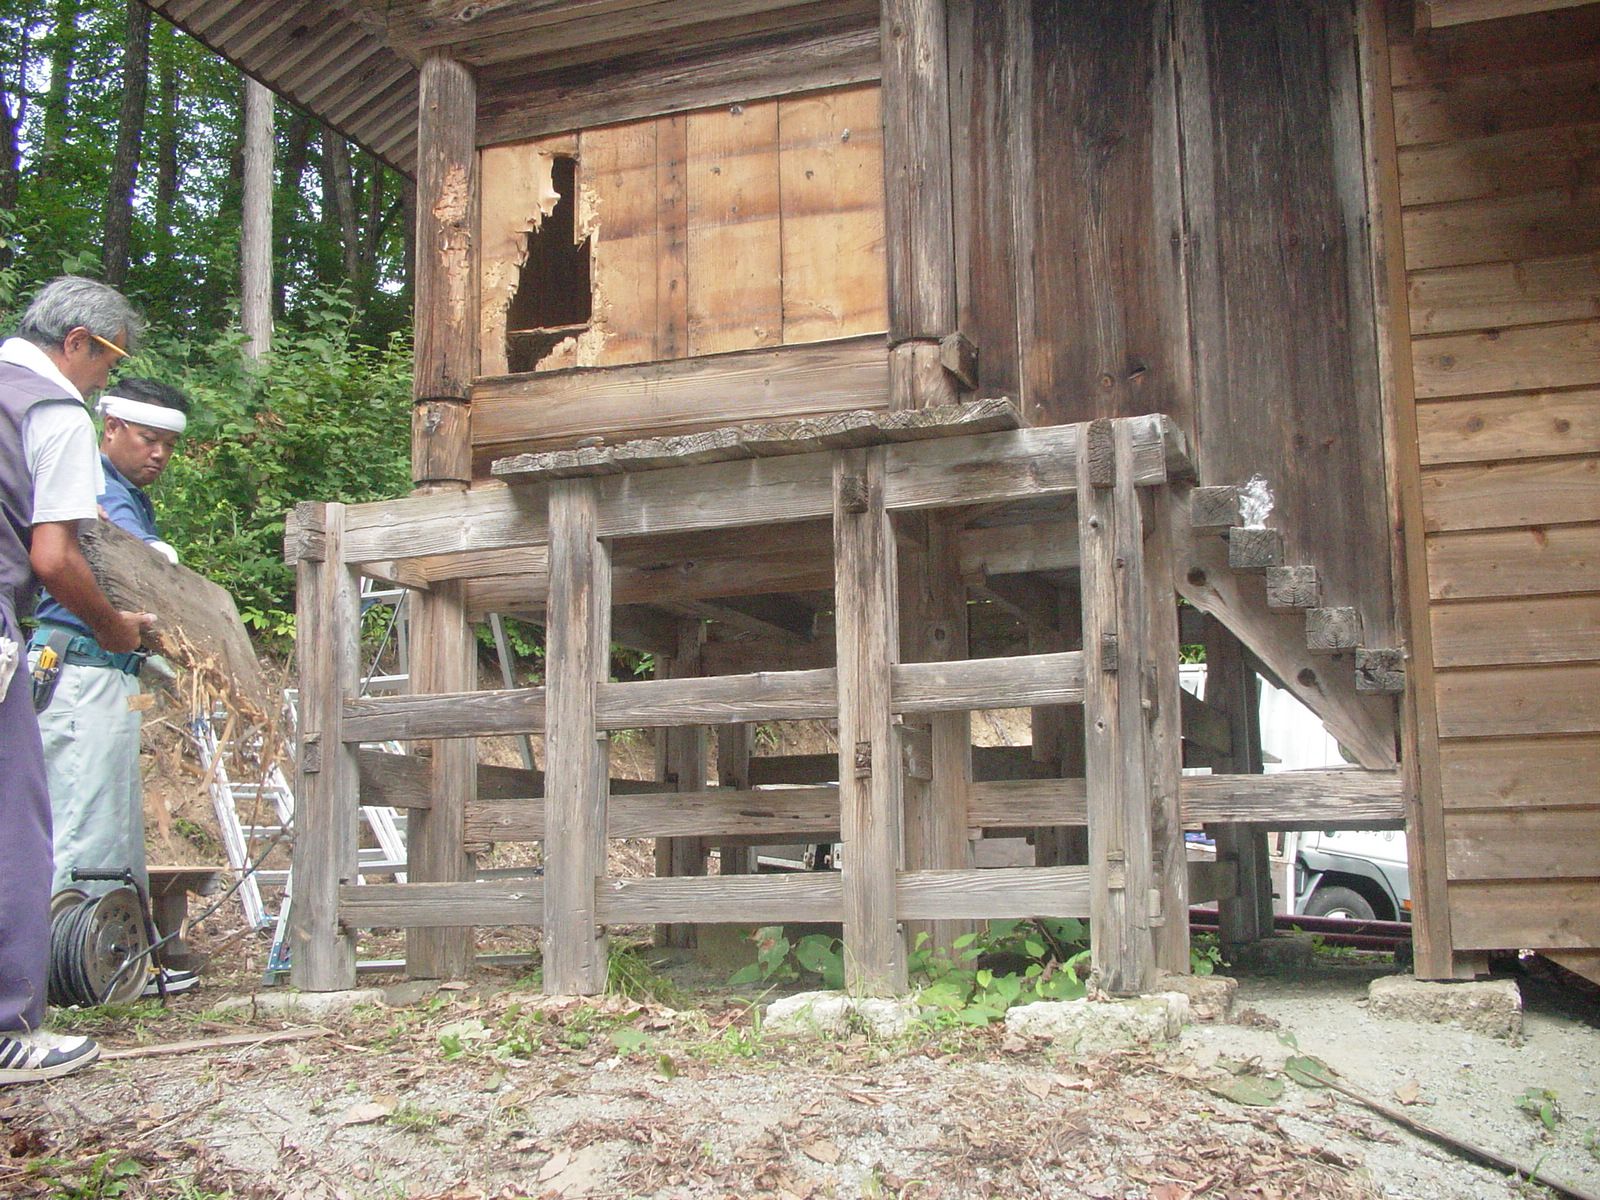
[32, 377, 199, 1000]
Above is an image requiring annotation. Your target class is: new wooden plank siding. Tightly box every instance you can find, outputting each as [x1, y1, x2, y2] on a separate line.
[474, 83, 886, 463]
[1390, 1, 1600, 955]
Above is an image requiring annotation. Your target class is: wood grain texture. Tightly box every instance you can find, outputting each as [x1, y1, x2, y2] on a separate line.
[833, 446, 906, 993]
[1420, 456, 1600, 532]
[1180, 0, 1393, 644]
[1393, 57, 1600, 147]
[1438, 733, 1600, 808]
[1448, 878, 1600, 949]
[1445, 806, 1600, 880]
[1403, 186, 1600, 271]
[1399, 121, 1600, 207]
[895, 867, 1089, 921]
[542, 481, 612, 994]
[1431, 594, 1600, 666]
[1409, 253, 1600, 336]
[1426, 522, 1600, 598]
[404, 579, 477, 977]
[1417, 387, 1600, 464]
[479, 135, 569, 377]
[778, 85, 887, 345]
[290, 505, 359, 990]
[583, 120, 661, 367]
[1412, 319, 1600, 399]
[686, 99, 782, 356]
[414, 54, 477, 415]
[1434, 661, 1600, 736]
[1388, 3, 1600, 86]
[1418, 0, 1597, 30]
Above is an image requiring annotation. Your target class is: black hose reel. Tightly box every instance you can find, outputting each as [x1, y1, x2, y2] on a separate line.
[47, 870, 159, 1007]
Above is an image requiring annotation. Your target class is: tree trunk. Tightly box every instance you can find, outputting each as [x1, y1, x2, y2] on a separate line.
[321, 127, 361, 288]
[0, 23, 29, 225]
[276, 110, 316, 315]
[41, 0, 75, 167]
[241, 76, 274, 358]
[153, 22, 179, 255]
[102, 1, 152, 288]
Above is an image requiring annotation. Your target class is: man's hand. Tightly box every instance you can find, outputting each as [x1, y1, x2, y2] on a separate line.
[96, 610, 155, 654]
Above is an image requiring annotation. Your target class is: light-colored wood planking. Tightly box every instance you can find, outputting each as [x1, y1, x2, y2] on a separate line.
[1393, 58, 1600, 148]
[1420, 455, 1600, 532]
[1449, 878, 1600, 948]
[1438, 733, 1600, 808]
[777, 85, 886, 344]
[686, 100, 783, 356]
[472, 336, 888, 459]
[479, 137, 570, 377]
[1418, 0, 1598, 31]
[655, 115, 690, 360]
[1389, 4, 1600, 87]
[1412, 319, 1600, 398]
[1409, 253, 1600, 337]
[1431, 594, 1600, 666]
[895, 867, 1089, 921]
[1417, 387, 1600, 463]
[1434, 661, 1600, 736]
[1548, 949, 1600, 985]
[1403, 186, 1600, 271]
[1449, 806, 1600, 884]
[1398, 122, 1600, 207]
[582, 120, 661, 367]
[1426, 522, 1600, 598]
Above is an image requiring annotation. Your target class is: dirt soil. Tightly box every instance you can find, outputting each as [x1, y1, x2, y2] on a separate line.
[10, 700, 1597, 1199]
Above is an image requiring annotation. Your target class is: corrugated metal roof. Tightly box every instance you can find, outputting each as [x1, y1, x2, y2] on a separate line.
[139, 0, 420, 176]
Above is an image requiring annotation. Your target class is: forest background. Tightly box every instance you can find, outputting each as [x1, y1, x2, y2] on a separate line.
[0, 0, 415, 642]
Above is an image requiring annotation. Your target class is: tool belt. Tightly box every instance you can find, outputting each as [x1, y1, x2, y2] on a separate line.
[30, 624, 147, 687]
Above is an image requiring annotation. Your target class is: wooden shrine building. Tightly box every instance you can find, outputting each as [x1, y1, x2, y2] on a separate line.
[141, 0, 1600, 993]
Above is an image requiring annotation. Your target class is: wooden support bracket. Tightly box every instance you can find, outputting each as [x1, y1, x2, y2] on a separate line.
[1307, 607, 1363, 653]
[1355, 647, 1406, 694]
[1227, 527, 1284, 573]
[1265, 565, 1321, 610]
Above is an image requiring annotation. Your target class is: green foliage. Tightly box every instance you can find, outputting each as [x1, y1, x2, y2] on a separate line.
[28, 1153, 142, 1200]
[1191, 932, 1223, 976]
[606, 940, 687, 1007]
[1515, 1087, 1563, 1133]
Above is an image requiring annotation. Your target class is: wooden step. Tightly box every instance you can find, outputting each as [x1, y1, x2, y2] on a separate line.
[1355, 647, 1406, 694]
[1227, 526, 1284, 572]
[1307, 607, 1362, 653]
[1265, 565, 1321, 610]
[1190, 485, 1241, 529]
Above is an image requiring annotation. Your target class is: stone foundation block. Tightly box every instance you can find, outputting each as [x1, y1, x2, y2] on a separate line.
[1004, 993, 1189, 1053]
[1227, 934, 1315, 973]
[212, 987, 389, 1020]
[1157, 972, 1237, 1022]
[1367, 975, 1522, 1039]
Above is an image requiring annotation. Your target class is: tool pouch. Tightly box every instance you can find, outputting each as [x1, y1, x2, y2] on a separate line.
[31, 629, 72, 712]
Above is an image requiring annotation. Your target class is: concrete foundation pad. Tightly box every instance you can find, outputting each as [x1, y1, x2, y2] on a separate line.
[1367, 975, 1522, 1039]
[1004, 993, 1189, 1053]
[1157, 972, 1237, 1022]
[212, 988, 389, 1020]
[763, 992, 921, 1039]
[1227, 934, 1315, 974]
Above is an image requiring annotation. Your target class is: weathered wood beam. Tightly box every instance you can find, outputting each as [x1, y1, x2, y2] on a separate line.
[290, 504, 359, 991]
[542, 480, 611, 995]
[412, 53, 475, 490]
[324, 417, 1189, 565]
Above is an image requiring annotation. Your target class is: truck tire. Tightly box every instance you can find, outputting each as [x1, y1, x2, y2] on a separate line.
[1304, 885, 1377, 921]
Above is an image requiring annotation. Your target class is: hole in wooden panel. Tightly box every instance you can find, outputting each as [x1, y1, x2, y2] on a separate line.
[505, 155, 591, 373]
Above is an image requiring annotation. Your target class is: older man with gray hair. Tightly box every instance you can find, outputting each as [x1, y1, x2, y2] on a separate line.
[0, 276, 154, 1085]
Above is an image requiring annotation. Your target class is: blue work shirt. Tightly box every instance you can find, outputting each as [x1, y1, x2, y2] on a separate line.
[34, 454, 161, 638]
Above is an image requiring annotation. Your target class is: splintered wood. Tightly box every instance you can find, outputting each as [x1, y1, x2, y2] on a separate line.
[79, 520, 274, 727]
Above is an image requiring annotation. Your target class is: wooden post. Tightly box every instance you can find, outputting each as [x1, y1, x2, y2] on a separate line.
[290, 503, 359, 991]
[882, 0, 959, 409]
[405, 579, 477, 979]
[413, 52, 477, 490]
[900, 514, 974, 955]
[1203, 619, 1271, 950]
[1077, 421, 1161, 995]
[655, 619, 707, 948]
[543, 480, 612, 995]
[1145, 481, 1189, 976]
[717, 725, 755, 876]
[834, 446, 906, 994]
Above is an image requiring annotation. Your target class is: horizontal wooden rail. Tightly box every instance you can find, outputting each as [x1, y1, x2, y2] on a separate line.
[310, 416, 1187, 566]
[447, 769, 1404, 844]
[896, 866, 1089, 920]
[342, 651, 1089, 741]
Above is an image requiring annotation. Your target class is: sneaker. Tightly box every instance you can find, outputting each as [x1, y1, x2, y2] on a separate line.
[141, 967, 200, 999]
[0, 1031, 100, 1085]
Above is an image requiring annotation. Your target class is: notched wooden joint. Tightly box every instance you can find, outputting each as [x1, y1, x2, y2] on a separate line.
[1086, 419, 1116, 489]
[853, 740, 873, 778]
[301, 733, 323, 775]
[1100, 632, 1119, 674]
[939, 331, 979, 392]
[839, 474, 871, 513]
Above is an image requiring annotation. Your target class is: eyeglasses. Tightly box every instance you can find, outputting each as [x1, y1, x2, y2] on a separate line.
[87, 332, 131, 361]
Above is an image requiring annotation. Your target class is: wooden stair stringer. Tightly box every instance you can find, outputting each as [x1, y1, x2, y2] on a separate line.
[1173, 506, 1398, 771]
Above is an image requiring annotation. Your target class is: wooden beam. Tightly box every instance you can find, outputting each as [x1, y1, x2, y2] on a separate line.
[1143, 476, 1189, 977]
[339, 416, 1189, 565]
[715, 724, 756, 876]
[290, 504, 359, 991]
[541, 480, 611, 995]
[404, 579, 476, 978]
[655, 620, 708, 949]
[891, 652, 1084, 713]
[1078, 420, 1158, 996]
[412, 53, 476, 489]
[1416, 0, 1592, 29]
[1203, 620, 1272, 949]
[834, 446, 906, 994]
